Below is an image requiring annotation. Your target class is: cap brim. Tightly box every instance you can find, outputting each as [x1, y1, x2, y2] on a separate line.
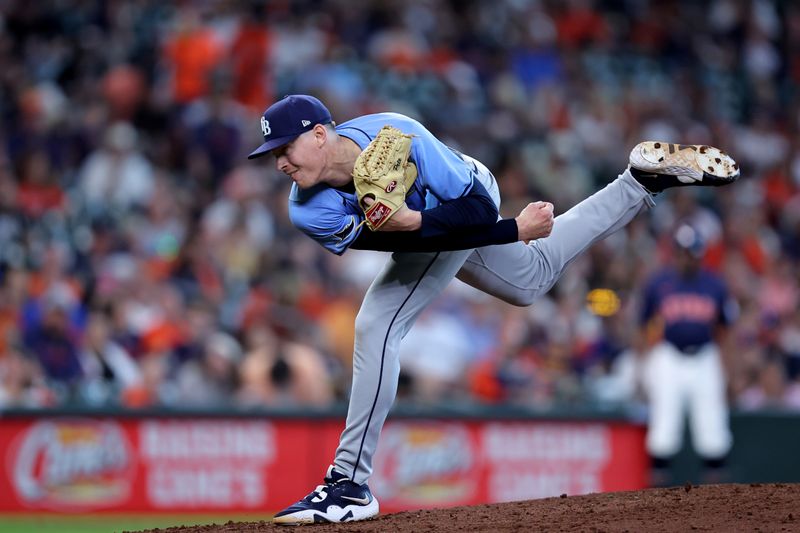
[247, 134, 301, 160]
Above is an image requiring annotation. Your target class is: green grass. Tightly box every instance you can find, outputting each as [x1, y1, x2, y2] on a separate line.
[0, 514, 274, 533]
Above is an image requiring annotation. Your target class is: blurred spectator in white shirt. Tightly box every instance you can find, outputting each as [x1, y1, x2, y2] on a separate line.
[79, 311, 142, 405]
[78, 121, 155, 216]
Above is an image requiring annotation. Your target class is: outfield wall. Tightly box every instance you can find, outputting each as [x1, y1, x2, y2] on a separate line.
[0, 408, 647, 514]
[1, 407, 797, 514]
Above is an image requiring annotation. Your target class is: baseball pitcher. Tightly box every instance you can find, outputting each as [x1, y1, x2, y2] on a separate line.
[247, 95, 740, 524]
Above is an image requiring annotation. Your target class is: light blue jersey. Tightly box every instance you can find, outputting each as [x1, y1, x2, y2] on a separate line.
[288, 113, 478, 255]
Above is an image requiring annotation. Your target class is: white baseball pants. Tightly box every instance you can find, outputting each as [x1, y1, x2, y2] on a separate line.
[643, 341, 732, 459]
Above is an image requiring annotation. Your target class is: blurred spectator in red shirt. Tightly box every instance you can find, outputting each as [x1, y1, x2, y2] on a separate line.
[163, 7, 225, 105]
[15, 150, 66, 218]
[230, 6, 274, 112]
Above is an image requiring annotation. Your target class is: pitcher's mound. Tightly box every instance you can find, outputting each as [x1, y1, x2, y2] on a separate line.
[130, 483, 799, 532]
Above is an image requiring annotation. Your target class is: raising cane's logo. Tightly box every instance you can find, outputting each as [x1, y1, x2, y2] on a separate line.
[10, 420, 134, 509]
[372, 423, 477, 505]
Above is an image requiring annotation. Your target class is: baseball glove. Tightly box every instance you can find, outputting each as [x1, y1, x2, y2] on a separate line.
[352, 125, 418, 231]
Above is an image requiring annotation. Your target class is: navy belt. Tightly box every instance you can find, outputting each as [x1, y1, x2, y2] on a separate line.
[669, 342, 709, 355]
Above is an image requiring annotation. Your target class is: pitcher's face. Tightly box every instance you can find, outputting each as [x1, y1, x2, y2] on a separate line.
[272, 128, 327, 189]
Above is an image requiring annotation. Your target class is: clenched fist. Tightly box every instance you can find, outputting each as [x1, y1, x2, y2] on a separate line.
[515, 201, 554, 242]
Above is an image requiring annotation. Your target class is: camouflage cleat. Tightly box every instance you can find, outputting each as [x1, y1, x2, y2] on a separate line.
[628, 142, 740, 194]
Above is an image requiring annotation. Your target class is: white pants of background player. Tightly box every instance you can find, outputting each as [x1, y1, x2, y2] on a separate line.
[335, 158, 655, 484]
[643, 341, 732, 459]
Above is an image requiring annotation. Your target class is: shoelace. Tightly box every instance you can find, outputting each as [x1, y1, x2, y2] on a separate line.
[309, 484, 329, 500]
[309, 477, 345, 501]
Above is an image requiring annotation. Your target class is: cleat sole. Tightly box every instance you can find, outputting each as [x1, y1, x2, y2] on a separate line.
[629, 142, 739, 186]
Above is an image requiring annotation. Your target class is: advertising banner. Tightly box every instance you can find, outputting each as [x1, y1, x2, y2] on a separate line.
[0, 416, 646, 513]
[370, 420, 648, 509]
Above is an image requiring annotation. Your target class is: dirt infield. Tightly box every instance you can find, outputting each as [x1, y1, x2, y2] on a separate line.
[131, 483, 799, 532]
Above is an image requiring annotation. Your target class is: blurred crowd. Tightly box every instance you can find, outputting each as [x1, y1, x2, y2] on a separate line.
[1, 0, 800, 413]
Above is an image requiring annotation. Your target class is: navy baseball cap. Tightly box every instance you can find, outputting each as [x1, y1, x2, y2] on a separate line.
[247, 95, 332, 159]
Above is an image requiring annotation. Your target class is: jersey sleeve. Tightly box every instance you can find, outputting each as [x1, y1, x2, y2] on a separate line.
[289, 192, 364, 256]
[412, 128, 475, 204]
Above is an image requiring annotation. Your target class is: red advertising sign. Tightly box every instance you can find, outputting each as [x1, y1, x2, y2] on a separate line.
[7, 419, 136, 511]
[0, 416, 646, 514]
[139, 420, 275, 509]
[372, 422, 479, 507]
[371, 420, 648, 510]
[478, 421, 647, 501]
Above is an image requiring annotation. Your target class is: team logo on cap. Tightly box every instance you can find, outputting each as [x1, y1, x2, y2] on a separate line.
[261, 116, 271, 137]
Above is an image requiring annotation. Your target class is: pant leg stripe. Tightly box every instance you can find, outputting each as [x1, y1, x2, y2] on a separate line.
[350, 252, 441, 482]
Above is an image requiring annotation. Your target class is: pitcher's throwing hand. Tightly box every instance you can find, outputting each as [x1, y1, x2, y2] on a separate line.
[516, 201, 554, 242]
